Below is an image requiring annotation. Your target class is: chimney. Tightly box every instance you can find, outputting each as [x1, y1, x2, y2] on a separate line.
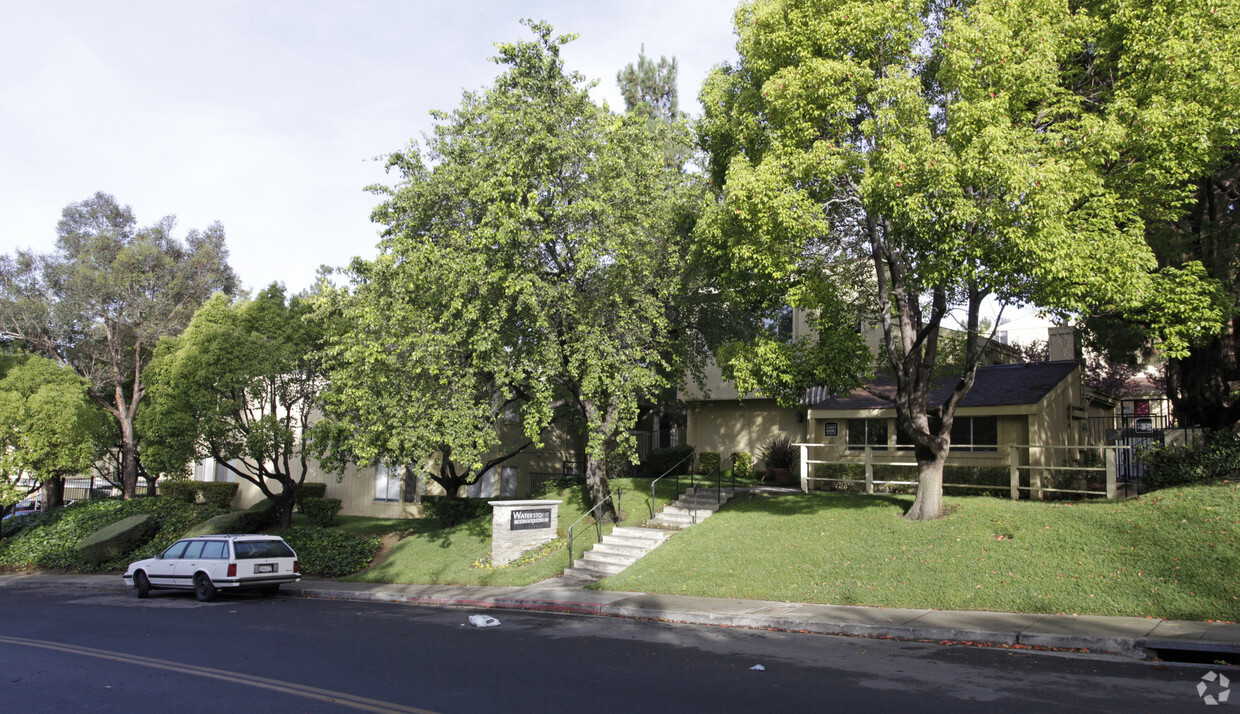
[1047, 326, 1080, 362]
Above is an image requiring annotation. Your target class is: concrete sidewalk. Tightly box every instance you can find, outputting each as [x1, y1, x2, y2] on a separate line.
[3, 572, 1238, 661]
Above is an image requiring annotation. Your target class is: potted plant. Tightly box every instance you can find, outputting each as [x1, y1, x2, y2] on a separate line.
[759, 436, 797, 485]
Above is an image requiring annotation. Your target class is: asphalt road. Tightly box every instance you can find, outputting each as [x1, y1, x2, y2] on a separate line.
[0, 586, 1229, 713]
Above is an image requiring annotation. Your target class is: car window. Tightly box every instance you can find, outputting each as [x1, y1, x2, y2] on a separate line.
[162, 541, 189, 559]
[201, 540, 227, 559]
[182, 540, 205, 559]
[234, 540, 295, 559]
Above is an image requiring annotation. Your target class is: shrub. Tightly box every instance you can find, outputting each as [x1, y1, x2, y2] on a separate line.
[299, 483, 328, 499]
[197, 483, 239, 508]
[301, 497, 343, 527]
[0, 498, 227, 572]
[242, 498, 279, 531]
[731, 451, 752, 479]
[421, 497, 491, 527]
[280, 526, 381, 577]
[162, 481, 198, 504]
[75, 514, 156, 564]
[759, 436, 797, 470]
[698, 451, 721, 474]
[644, 445, 694, 478]
[1141, 431, 1240, 492]
[183, 511, 250, 537]
[530, 476, 582, 499]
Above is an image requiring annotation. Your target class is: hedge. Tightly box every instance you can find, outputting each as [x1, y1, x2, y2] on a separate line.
[161, 481, 238, 507]
[75, 514, 155, 565]
[731, 451, 752, 479]
[301, 497, 343, 527]
[1140, 431, 1240, 492]
[698, 451, 721, 474]
[421, 497, 491, 527]
[280, 526, 381, 577]
[644, 445, 694, 478]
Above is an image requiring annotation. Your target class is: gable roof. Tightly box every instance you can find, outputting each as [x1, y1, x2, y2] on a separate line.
[806, 360, 1080, 411]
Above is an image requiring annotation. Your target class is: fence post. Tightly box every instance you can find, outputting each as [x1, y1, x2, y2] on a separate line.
[1105, 447, 1117, 499]
[864, 447, 874, 495]
[1009, 445, 1020, 501]
[799, 444, 809, 493]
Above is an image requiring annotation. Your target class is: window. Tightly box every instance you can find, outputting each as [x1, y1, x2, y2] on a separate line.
[847, 419, 888, 450]
[950, 416, 998, 452]
[162, 541, 189, 560]
[201, 541, 227, 559]
[374, 464, 401, 502]
[182, 541, 205, 559]
[234, 540, 296, 559]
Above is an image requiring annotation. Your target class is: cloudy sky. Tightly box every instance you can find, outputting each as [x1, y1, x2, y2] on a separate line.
[0, 1, 741, 294]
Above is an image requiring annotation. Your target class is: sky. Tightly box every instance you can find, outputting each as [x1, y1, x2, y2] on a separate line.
[0, 1, 741, 295]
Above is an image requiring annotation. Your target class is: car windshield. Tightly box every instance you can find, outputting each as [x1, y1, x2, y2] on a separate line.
[233, 540, 295, 559]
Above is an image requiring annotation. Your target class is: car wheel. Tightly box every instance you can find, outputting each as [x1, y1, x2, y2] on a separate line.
[260, 585, 280, 598]
[135, 571, 150, 599]
[194, 573, 217, 602]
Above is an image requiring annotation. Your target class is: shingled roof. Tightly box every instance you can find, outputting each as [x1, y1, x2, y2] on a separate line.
[806, 361, 1080, 411]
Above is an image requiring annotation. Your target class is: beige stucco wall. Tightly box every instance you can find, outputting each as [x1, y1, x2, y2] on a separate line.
[685, 398, 808, 468]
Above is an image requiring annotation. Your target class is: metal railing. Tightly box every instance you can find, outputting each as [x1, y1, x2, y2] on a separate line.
[687, 464, 721, 524]
[649, 451, 696, 518]
[566, 487, 622, 565]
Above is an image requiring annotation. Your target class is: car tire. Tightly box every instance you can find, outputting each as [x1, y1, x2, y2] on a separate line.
[135, 571, 150, 599]
[260, 585, 280, 598]
[194, 573, 217, 602]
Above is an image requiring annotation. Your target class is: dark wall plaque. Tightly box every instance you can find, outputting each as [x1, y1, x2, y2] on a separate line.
[823, 421, 839, 438]
[511, 508, 552, 531]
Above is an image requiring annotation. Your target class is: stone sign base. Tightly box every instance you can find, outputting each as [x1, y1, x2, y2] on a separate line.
[488, 500, 561, 566]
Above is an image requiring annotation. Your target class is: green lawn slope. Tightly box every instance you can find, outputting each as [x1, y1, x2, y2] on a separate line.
[599, 480, 1240, 622]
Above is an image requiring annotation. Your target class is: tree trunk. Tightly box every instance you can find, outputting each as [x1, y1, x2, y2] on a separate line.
[904, 443, 948, 521]
[119, 417, 139, 500]
[42, 476, 65, 511]
[584, 455, 617, 524]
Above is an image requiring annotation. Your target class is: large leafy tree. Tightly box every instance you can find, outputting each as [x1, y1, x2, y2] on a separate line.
[314, 21, 702, 519]
[701, 0, 1237, 520]
[141, 285, 323, 528]
[0, 354, 108, 513]
[0, 193, 237, 499]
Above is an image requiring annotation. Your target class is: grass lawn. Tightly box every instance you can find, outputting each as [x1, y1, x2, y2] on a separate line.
[599, 480, 1240, 622]
[344, 477, 683, 587]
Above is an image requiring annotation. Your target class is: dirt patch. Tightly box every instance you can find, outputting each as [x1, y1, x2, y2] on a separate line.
[356, 532, 406, 573]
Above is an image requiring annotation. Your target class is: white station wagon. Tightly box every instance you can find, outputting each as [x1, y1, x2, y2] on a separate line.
[122, 535, 301, 601]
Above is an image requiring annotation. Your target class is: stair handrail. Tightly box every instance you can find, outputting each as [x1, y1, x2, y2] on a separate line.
[567, 487, 623, 566]
[649, 451, 696, 518]
[689, 464, 721, 524]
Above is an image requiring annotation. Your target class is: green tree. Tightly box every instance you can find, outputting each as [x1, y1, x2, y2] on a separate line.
[310, 264, 537, 500]
[0, 193, 237, 499]
[618, 45, 690, 168]
[701, 0, 1236, 520]
[141, 285, 322, 527]
[0, 354, 108, 512]
[316, 21, 702, 520]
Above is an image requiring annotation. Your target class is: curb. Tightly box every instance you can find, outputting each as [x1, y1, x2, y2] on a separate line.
[4, 574, 1237, 662]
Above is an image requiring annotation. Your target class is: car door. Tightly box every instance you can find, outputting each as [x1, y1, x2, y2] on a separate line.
[173, 539, 212, 586]
[147, 540, 188, 588]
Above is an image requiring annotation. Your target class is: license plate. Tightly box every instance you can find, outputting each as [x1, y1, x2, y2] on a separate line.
[254, 563, 276, 574]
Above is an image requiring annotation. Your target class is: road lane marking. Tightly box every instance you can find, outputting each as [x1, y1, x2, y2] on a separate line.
[0, 635, 437, 714]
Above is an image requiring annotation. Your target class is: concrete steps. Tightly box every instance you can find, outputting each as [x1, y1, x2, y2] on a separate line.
[647, 487, 737, 530]
[562, 526, 674, 581]
[561, 488, 739, 582]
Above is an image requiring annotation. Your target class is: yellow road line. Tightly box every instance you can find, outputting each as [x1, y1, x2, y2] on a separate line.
[0, 635, 438, 714]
